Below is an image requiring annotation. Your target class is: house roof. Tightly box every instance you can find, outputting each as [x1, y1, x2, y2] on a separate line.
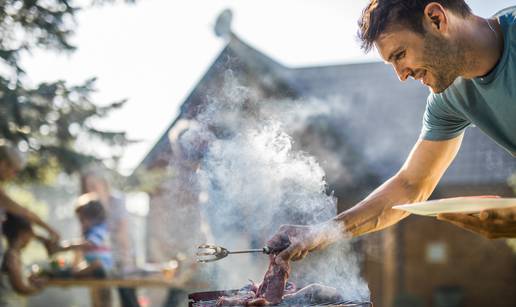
[284, 63, 515, 185]
[134, 35, 515, 186]
[133, 34, 297, 173]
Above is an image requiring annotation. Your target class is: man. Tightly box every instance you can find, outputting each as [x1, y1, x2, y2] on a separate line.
[268, 1, 516, 265]
[0, 142, 60, 259]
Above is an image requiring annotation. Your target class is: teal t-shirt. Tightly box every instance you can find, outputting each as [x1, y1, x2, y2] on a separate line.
[420, 6, 516, 157]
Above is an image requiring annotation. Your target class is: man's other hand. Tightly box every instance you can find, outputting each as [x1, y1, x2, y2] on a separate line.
[437, 206, 516, 239]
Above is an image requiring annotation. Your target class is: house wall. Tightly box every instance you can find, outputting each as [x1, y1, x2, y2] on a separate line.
[384, 185, 516, 307]
[138, 42, 516, 306]
[146, 190, 177, 262]
[401, 214, 516, 307]
[362, 228, 401, 307]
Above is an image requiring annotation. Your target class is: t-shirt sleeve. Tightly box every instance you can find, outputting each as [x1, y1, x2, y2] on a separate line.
[420, 93, 470, 140]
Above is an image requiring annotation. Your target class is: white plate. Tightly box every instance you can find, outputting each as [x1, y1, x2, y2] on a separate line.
[393, 197, 516, 216]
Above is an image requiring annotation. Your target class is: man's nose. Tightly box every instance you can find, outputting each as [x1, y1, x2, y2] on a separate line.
[393, 64, 410, 81]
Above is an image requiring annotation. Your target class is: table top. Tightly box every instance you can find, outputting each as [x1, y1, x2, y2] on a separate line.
[47, 277, 180, 288]
[45, 263, 207, 289]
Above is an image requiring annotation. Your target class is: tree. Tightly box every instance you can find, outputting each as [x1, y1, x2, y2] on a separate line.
[0, 0, 134, 181]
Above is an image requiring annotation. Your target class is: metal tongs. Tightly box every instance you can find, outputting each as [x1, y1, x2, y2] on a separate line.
[196, 244, 272, 263]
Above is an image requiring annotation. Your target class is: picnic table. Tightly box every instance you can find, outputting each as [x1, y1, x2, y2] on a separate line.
[47, 276, 182, 288]
[45, 265, 207, 307]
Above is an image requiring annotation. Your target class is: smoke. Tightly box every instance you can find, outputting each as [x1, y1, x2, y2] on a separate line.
[290, 241, 371, 302]
[180, 70, 369, 300]
[200, 121, 336, 230]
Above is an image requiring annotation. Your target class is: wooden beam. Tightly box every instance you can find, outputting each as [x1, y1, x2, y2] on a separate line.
[47, 278, 178, 288]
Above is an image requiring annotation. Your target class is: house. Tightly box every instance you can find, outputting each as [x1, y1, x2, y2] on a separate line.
[134, 11, 516, 307]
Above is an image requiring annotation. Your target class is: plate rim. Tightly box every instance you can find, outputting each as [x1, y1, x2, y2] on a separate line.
[392, 197, 516, 216]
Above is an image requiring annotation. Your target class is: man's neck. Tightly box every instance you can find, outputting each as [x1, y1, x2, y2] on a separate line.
[460, 15, 504, 79]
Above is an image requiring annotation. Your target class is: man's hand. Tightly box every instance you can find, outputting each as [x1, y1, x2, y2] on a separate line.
[437, 206, 516, 239]
[267, 222, 343, 266]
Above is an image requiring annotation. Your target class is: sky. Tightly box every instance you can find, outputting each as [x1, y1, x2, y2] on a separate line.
[21, 0, 515, 174]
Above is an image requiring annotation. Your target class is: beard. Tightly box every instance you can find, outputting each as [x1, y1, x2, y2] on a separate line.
[422, 32, 466, 93]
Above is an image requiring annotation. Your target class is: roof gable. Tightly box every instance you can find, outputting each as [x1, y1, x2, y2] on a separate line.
[135, 39, 515, 186]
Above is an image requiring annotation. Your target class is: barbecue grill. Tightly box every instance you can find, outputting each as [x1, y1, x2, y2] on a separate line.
[188, 290, 373, 307]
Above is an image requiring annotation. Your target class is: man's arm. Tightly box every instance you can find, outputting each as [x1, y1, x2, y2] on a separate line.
[270, 134, 463, 262]
[0, 189, 60, 241]
[338, 134, 464, 236]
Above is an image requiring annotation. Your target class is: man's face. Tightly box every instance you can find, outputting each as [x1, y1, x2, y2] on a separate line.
[375, 26, 464, 93]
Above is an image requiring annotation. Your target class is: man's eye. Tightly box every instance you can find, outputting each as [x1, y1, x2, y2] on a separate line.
[395, 51, 406, 61]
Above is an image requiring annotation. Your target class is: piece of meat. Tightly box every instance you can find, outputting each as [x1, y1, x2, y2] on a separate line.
[217, 237, 293, 305]
[216, 290, 271, 306]
[216, 296, 269, 306]
[217, 255, 291, 305]
[282, 284, 344, 305]
[256, 254, 290, 304]
[216, 297, 270, 306]
[216, 283, 345, 306]
[216, 290, 257, 306]
[245, 298, 270, 305]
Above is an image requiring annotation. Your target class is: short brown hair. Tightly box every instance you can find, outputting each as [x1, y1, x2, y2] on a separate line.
[75, 194, 106, 225]
[358, 0, 472, 52]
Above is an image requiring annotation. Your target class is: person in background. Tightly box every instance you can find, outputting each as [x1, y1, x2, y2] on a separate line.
[57, 194, 113, 307]
[157, 119, 212, 307]
[81, 168, 140, 307]
[0, 142, 60, 261]
[0, 213, 48, 307]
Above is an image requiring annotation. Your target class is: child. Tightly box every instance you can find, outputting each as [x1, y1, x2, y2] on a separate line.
[0, 213, 47, 307]
[58, 194, 113, 307]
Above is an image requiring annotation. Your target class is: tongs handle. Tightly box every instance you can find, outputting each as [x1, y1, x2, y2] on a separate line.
[228, 246, 272, 254]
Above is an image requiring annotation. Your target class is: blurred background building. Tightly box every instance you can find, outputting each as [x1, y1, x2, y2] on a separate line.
[5, 1, 513, 306]
[135, 12, 516, 307]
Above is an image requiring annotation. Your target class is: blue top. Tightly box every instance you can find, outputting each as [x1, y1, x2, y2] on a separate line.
[420, 6, 516, 157]
[83, 223, 114, 271]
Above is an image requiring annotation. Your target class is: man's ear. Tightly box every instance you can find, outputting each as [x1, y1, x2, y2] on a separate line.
[423, 2, 448, 33]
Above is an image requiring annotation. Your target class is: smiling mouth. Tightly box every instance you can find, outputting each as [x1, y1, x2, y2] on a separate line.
[418, 70, 428, 86]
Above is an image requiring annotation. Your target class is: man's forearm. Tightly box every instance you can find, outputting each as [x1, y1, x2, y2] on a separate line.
[272, 139, 460, 260]
[333, 171, 434, 237]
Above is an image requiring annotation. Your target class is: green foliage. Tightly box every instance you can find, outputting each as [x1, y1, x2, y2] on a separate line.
[0, 0, 78, 73]
[4, 183, 49, 218]
[0, 0, 136, 182]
